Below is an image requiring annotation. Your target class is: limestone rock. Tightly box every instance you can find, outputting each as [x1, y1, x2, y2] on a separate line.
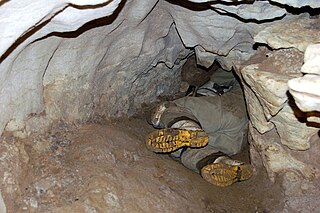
[301, 44, 320, 75]
[255, 18, 320, 52]
[242, 66, 296, 117]
[0, 0, 123, 135]
[243, 66, 318, 150]
[249, 125, 320, 213]
[0, 0, 122, 57]
[0, 0, 188, 135]
[241, 49, 293, 118]
[241, 48, 303, 118]
[240, 47, 318, 150]
[289, 74, 320, 113]
[188, 0, 254, 3]
[163, 0, 264, 69]
[242, 14, 320, 210]
[242, 81, 274, 134]
[0, 0, 298, 138]
[213, 1, 286, 21]
[269, 0, 320, 8]
[257, 48, 305, 75]
[289, 44, 320, 113]
[194, 46, 218, 68]
[271, 103, 318, 150]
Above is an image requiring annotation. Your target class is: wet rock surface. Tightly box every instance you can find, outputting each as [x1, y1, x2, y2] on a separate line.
[0, 118, 284, 213]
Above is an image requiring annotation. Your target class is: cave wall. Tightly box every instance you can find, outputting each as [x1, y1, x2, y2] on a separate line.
[1, 0, 194, 137]
[1, 0, 320, 212]
[0, 0, 298, 137]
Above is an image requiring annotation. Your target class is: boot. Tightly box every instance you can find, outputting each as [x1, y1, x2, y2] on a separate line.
[146, 119, 209, 153]
[200, 155, 254, 187]
[145, 128, 208, 153]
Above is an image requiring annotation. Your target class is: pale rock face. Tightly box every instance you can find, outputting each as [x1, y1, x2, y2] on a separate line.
[213, 1, 286, 21]
[165, 1, 256, 69]
[0, 0, 122, 57]
[288, 44, 320, 113]
[0, 0, 293, 136]
[270, 103, 318, 150]
[241, 8, 320, 211]
[255, 18, 320, 52]
[302, 44, 320, 75]
[241, 48, 318, 151]
[1, 0, 123, 135]
[289, 74, 320, 113]
[242, 74, 275, 134]
[163, 0, 288, 69]
[0, 0, 188, 135]
[242, 67, 298, 117]
[269, 0, 320, 8]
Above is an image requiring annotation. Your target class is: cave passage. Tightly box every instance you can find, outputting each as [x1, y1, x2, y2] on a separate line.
[1, 0, 320, 212]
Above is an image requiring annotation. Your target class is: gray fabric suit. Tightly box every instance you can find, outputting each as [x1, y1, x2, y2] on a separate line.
[158, 70, 248, 172]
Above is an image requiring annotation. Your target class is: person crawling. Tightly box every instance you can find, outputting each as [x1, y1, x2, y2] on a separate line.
[145, 68, 253, 187]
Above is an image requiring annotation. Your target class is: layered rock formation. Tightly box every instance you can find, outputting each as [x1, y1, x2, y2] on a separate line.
[289, 44, 320, 117]
[0, 0, 191, 138]
[1, 0, 320, 212]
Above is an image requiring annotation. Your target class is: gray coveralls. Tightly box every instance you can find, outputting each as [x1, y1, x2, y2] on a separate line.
[159, 70, 248, 173]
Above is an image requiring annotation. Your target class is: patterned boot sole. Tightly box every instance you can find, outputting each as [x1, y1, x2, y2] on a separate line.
[146, 128, 209, 153]
[201, 162, 254, 187]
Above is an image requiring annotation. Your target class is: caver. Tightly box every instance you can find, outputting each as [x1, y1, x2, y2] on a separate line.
[146, 69, 254, 187]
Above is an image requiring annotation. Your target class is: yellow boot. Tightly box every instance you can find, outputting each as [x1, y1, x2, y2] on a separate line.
[201, 156, 254, 187]
[145, 128, 209, 153]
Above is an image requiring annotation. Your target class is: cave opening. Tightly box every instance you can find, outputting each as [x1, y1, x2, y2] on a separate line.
[1, 0, 320, 212]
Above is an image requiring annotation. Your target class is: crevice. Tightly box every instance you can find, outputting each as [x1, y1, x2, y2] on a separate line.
[69, 0, 117, 10]
[42, 42, 62, 80]
[210, 5, 286, 24]
[34, 0, 126, 41]
[268, 0, 320, 16]
[137, 0, 160, 26]
[96, 19, 125, 70]
[39, 41, 63, 114]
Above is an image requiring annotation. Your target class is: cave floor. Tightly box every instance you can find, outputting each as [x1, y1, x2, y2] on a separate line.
[15, 116, 284, 213]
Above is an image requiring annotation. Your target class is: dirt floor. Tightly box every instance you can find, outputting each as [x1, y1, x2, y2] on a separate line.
[2, 114, 285, 213]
